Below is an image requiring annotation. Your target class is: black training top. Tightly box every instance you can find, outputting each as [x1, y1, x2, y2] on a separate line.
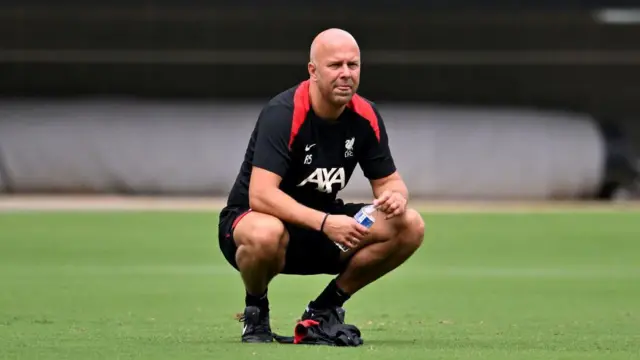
[225, 80, 396, 211]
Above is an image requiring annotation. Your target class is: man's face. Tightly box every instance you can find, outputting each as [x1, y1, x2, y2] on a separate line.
[310, 42, 361, 107]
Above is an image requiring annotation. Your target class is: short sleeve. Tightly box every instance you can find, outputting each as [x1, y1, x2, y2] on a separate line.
[251, 105, 293, 178]
[358, 108, 397, 180]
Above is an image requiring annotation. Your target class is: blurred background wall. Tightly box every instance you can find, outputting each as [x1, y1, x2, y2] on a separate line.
[1, 0, 638, 200]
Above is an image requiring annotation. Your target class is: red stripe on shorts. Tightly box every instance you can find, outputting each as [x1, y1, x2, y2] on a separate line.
[231, 209, 252, 230]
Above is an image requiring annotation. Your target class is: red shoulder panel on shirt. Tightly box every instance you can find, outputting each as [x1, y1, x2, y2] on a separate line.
[348, 94, 380, 142]
[290, 80, 311, 150]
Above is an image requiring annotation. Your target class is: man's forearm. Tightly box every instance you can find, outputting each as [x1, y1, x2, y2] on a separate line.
[249, 188, 327, 231]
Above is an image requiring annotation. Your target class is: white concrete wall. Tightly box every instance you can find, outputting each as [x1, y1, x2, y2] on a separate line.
[0, 99, 605, 199]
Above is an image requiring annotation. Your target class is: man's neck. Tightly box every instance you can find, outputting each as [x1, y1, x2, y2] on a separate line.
[309, 83, 346, 120]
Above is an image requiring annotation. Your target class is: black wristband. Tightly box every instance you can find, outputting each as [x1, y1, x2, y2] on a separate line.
[320, 213, 329, 232]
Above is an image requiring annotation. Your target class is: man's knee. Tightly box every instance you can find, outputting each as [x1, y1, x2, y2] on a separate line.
[392, 208, 425, 251]
[234, 212, 289, 261]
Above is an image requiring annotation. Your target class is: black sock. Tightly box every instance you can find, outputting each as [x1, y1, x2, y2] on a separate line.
[310, 279, 351, 309]
[245, 288, 269, 312]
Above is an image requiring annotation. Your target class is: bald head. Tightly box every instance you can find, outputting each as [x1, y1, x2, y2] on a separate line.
[307, 28, 361, 109]
[309, 28, 360, 64]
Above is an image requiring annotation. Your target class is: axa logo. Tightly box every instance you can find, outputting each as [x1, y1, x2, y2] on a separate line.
[297, 167, 346, 193]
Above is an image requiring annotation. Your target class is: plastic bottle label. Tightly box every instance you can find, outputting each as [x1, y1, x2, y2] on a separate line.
[354, 206, 376, 229]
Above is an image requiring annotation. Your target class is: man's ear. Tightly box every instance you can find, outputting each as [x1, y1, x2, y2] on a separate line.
[308, 61, 317, 81]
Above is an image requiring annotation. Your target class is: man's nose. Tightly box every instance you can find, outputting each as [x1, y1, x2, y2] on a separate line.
[339, 65, 352, 77]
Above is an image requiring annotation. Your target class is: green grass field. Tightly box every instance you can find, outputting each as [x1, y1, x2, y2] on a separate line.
[1, 209, 639, 360]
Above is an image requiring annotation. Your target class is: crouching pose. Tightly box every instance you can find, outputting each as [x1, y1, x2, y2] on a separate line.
[218, 28, 425, 344]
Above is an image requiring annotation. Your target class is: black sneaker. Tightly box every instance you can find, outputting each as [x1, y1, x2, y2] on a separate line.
[238, 306, 273, 343]
[301, 303, 346, 326]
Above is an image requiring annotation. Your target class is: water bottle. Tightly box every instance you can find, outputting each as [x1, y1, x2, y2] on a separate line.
[334, 204, 377, 252]
[354, 204, 377, 229]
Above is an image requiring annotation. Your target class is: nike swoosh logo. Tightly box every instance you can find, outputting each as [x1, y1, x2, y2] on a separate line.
[305, 144, 316, 151]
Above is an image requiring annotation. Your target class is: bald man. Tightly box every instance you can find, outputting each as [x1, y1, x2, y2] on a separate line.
[218, 28, 425, 344]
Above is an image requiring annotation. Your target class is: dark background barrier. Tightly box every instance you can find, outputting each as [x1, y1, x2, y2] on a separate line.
[3, 0, 640, 7]
[2, 3, 639, 114]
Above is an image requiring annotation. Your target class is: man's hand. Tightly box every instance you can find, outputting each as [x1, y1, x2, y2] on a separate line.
[321, 214, 370, 250]
[373, 190, 407, 219]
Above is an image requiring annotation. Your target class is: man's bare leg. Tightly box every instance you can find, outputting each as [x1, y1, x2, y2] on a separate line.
[234, 212, 289, 297]
[307, 209, 425, 310]
[232, 211, 289, 343]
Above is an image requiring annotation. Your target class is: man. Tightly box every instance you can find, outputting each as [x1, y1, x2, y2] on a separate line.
[218, 28, 425, 343]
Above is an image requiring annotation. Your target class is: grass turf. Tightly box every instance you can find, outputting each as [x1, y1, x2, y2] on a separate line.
[0, 210, 639, 359]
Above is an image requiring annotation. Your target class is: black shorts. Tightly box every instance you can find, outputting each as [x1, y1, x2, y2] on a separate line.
[218, 199, 367, 275]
